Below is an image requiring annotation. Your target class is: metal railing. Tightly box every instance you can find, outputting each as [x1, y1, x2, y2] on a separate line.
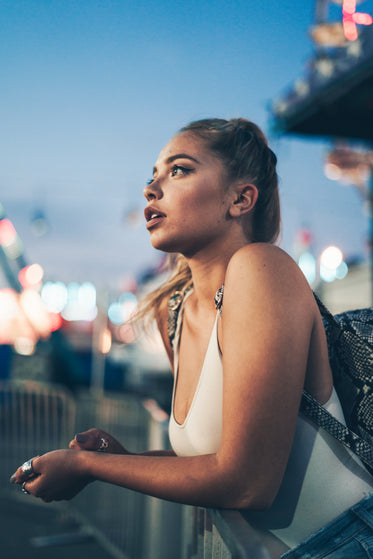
[0, 379, 76, 484]
[1, 379, 282, 559]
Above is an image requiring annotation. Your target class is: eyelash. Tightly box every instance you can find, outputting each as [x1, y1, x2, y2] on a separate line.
[146, 164, 191, 186]
[170, 164, 191, 177]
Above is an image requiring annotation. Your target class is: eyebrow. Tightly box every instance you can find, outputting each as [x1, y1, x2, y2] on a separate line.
[153, 153, 200, 174]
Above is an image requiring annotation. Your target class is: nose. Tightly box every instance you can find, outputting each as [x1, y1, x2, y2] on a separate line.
[143, 179, 162, 201]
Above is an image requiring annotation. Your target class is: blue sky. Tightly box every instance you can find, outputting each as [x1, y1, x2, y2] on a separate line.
[1, 0, 371, 290]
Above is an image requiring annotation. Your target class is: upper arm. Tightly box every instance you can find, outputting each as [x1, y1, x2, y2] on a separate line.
[218, 244, 316, 507]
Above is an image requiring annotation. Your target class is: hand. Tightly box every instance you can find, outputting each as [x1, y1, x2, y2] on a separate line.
[10, 449, 91, 502]
[69, 428, 130, 455]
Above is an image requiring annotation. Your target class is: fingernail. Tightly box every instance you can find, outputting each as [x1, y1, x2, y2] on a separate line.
[76, 433, 87, 443]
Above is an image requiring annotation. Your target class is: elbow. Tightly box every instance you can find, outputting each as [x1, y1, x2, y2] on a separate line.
[222, 490, 275, 511]
[213, 479, 277, 511]
[209, 454, 281, 511]
[230, 491, 275, 511]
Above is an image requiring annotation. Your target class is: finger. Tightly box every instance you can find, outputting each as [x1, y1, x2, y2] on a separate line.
[10, 456, 39, 485]
[21, 481, 32, 496]
[69, 439, 81, 450]
[73, 431, 99, 451]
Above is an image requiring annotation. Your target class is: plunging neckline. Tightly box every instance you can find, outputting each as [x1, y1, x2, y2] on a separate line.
[172, 292, 220, 427]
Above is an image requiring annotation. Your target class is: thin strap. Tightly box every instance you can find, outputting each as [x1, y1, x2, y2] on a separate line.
[168, 284, 224, 348]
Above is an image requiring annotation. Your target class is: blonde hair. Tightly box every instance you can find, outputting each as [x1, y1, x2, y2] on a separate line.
[134, 117, 280, 328]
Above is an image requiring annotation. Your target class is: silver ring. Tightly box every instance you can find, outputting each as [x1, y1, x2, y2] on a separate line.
[21, 481, 30, 495]
[97, 437, 109, 452]
[21, 459, 34, 478]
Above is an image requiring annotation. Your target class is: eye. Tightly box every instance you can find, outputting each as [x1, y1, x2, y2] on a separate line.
[170, 164, 191, 177]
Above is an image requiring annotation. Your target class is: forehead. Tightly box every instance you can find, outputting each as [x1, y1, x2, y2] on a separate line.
[155, 132, 215, 166]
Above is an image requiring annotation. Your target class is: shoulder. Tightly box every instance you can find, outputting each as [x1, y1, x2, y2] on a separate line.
[227, 243, 299, 278]
[223, 243, 316, 320]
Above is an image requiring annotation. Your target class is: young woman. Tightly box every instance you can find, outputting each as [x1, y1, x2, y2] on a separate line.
[11, 118, 373, 557]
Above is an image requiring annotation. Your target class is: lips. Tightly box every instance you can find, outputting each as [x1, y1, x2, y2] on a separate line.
[144, 206, 166, 228]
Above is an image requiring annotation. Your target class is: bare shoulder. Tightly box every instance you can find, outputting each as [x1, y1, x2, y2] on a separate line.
[224, 243, 316, 317]
[227, 243, 301, 278]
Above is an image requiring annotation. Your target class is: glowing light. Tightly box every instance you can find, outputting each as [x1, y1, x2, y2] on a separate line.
[99, 327, 112, 354]
[4, 236, 23, 259]
[344, 19, 358, 40]
[108, 292, 138, 325]
[344, 0, 356, 14]
[19, 289, 52, 338]
[79, 282, 96, 309]
[13, 337, 35, 356]
[336, 261, 349, 280]
[298, 252, 316, 285]
[0, 289, 19, 320]
[61, 281, 97, 321]
[41, 281, 68, 313]
[117, 324, 136, 344]
[320, 246, 343, 270]
[18, 263, 44, 289]
[342, 0, 372, 41]
[0, 218, 17, 246]
[108, 302, 126, 325]
[48, 312, 63, 331]
[325, 162, 342, 181]
[320, 264, 337, 282]
[119, 292, 138, 320]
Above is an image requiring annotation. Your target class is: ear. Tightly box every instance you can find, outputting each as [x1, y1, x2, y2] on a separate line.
[229, 184, 258, 218]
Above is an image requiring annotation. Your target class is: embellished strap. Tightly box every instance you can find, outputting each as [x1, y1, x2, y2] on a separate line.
[300, 390, 373, 469]
[214, 284, 224, 312]
[167, 284, 224, 348]
[167, 287, 192, 349]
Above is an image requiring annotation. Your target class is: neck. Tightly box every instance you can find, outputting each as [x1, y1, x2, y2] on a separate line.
[184, 236, 250, 310]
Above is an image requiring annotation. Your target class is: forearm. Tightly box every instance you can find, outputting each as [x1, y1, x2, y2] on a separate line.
[137, 449, 176, 457]
[77, 450, 238, 508]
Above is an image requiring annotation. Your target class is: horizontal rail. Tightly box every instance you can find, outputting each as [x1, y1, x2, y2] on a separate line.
[1, 380, 284, 558]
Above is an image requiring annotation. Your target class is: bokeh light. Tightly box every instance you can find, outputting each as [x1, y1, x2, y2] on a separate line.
[41, 281, 69, 313]
[320, 246, 343, 270]
[298, 252, 316, 285]
[108, 292, 138, 325]
[18, 263, 44, 289]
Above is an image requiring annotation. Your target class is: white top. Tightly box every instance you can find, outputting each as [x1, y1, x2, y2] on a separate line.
[168, 295, 373, 548]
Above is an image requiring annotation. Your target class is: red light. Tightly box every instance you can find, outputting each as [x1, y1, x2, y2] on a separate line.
[0, 218, 17, 245]
[342, 0, 373, 41]
[48, 313, 63, 332]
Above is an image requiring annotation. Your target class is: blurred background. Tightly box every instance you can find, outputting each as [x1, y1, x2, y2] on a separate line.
[1, 0, 372, 391]
[1, 1, 373, 557]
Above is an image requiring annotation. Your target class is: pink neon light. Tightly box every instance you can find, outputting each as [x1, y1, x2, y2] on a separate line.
[343, 0, 356, 15]
[0, 218, 17, 245]
[353, 13, 373, 25]
[342, 0, 373, 40]
[344, 19, 359, 40]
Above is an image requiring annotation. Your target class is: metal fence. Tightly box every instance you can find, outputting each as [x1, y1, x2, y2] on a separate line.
[0, 379, 280, 559]
[0, 379, 76, 485]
